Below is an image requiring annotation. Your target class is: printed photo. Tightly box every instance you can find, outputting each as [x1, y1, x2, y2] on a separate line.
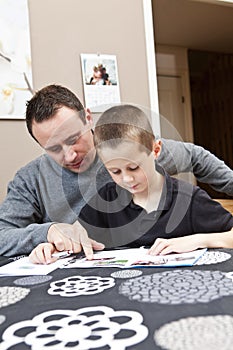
[81, 53, 121, 111]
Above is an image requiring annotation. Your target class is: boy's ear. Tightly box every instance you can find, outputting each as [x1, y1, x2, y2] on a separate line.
[85, 108, 93, 125]
[153, 139, 162, 159]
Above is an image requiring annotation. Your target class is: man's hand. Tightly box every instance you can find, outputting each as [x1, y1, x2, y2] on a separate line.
[47, 221, 105, 260]
[29, 242, 58, 264]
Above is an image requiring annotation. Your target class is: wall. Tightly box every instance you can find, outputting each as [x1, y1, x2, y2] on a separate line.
[0, 0, 157, 203]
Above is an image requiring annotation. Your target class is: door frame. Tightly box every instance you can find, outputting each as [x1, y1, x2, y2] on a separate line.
[155, 46, 194, 142]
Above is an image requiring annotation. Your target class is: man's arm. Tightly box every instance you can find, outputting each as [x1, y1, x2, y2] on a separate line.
[0, 175, 50, 256]
[0, 160, 105, 257]
[158, 138, 233, 196]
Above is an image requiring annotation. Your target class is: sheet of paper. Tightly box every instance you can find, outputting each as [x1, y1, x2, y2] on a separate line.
[0, 257, 67, 276]
[60, 247, 207, 269]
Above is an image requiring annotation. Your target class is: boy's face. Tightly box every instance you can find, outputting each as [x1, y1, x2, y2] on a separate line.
[32, 106, 96, 173]
[98, 141, 157, 196]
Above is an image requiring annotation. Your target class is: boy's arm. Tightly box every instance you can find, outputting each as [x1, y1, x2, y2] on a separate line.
[159, 138, 233, 196]
[148, 228, 233, 256]
[149, 186, 233, 255]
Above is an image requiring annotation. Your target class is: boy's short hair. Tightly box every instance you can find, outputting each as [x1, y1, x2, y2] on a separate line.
[26, 84, 86, 140]
[94, 104, 155, 154]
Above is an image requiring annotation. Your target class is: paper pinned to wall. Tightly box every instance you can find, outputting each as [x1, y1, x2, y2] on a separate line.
[80, 53, 121, 112]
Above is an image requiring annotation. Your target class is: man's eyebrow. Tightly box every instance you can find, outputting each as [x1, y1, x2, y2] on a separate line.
[44, 144, 60, 151]
[44, 131, 82, 151]
[64, 131, 81, 143]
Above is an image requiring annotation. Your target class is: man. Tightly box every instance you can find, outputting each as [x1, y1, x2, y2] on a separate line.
[0, 84, 232, 258]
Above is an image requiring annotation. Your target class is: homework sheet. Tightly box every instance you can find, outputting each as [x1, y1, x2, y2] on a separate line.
[60, 247, 207, 269]
[0, 257, 66, 276]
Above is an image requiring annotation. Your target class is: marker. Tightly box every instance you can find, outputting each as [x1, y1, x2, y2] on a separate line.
[51, 250, 73, 258]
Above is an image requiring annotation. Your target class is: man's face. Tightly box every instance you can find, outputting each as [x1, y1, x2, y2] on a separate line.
[32, 106, 96, 173]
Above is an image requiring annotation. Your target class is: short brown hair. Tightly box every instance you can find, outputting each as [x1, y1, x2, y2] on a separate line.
[26, 84, 85, 141]
[94, 104, 155, 155]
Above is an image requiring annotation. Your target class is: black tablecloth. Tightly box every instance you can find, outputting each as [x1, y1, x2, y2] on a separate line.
[1, 249, 233, 349]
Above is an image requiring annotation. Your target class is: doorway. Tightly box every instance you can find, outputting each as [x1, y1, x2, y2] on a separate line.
[188, 49, 233, 199]
[157, 73, 196, 184]
[157, 75, 186, 141]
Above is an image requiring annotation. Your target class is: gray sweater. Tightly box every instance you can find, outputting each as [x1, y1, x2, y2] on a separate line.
[0, 139, 232, 256]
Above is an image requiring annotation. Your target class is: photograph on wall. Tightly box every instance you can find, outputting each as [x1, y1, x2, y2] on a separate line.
[0, 0, 33, 119]
[81, 53, 121, 112]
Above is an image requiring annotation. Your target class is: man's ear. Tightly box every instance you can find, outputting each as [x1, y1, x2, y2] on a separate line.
[85, 108, 93, 126]
[153, 139, 162, 159]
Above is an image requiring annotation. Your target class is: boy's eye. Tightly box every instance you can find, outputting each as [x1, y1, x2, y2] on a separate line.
[129, 166, 139, 171]
[110, 169, 121, 175]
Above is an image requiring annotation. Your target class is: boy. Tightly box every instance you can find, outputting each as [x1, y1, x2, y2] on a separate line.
[30, 104, 233, 263]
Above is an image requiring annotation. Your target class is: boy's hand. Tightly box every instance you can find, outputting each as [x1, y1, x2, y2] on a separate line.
[29, 242, 58, 264]
[148, 235, 203, 256]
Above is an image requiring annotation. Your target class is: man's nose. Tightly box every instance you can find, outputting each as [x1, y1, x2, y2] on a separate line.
[63, 145, 77, 162]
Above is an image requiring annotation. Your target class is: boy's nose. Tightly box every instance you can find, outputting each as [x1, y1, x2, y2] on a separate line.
[123, 173, 134, 183]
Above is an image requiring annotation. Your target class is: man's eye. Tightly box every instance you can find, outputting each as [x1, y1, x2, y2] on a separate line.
[47, 146, 62, 153]
[66, 137, 78, 145]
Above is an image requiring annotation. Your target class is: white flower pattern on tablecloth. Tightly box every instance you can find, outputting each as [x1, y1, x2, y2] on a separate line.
[154, 315, 233, 350]
[119, 270, 233, 304]
[0, 314, 6, 325]
[195, 250, 231, 265]
[48, 275, 115, 297]
[1, 306, 148, 350]
[0, 286, 30, 308]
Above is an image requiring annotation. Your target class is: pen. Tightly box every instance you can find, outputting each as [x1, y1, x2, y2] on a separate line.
[51, 250, 73, 258]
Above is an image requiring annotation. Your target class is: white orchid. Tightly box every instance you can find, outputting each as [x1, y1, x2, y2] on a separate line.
[0, 85, 14, 115]
[0, 0, 33, 118]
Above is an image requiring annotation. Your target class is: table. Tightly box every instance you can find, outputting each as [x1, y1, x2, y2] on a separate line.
[215, 199, 233, 215]
[1, 249, 233, 349]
